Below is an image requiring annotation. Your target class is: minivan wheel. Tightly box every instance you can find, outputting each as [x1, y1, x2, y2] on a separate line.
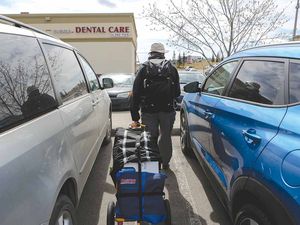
[180, 113, 194, 156]
[103, 112, 112, 145]
[235, 204, 272, 225]
[49, 195, 77, 225]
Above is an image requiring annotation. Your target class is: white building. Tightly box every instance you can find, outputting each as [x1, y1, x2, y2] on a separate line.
[6, 13, 138, 74]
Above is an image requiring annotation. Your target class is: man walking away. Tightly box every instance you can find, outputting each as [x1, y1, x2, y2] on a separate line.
[130, 43, 180, 170]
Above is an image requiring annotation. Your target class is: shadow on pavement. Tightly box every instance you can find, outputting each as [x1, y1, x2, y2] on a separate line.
[185, 156, 232, 225]
[166, 170, 207, 225]
[76, 142, 115, 225]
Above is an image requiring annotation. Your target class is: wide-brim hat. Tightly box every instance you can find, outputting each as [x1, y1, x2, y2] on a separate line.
[150, 43, 168, 53]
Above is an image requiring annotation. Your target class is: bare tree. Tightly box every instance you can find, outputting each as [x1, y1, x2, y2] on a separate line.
[144, 0, 290, 65]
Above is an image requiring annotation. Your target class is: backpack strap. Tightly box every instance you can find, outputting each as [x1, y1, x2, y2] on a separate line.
[145, 60, 170, 76]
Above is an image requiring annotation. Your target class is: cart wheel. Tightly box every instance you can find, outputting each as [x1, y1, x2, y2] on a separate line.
[164, 199, 171, 225]
[107, 201, 115, 225]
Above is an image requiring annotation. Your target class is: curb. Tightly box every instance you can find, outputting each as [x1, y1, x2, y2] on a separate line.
[112, 128, 180, 136]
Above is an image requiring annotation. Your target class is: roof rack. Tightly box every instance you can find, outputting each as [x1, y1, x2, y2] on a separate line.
[0, 15, 57, 39]
[236, 41, 300, 54]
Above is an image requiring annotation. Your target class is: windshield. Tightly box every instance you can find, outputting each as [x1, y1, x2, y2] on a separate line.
[179, 72, 205, 84]
[100, 74, 134, 87]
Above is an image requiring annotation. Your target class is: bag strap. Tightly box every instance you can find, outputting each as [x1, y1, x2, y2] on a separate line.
[122, 130, 128, 163]
[116, 192, 165, 198]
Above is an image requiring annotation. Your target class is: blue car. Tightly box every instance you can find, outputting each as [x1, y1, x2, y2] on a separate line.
[181, 43, 300, 225]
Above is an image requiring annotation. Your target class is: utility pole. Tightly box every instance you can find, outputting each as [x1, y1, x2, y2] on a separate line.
[293, 0, 300, 40]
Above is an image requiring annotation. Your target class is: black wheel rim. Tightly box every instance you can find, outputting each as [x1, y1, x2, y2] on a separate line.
[55, 210, 73, 225]
[180, 115, 187, 150]
[240, 218, 260, 225]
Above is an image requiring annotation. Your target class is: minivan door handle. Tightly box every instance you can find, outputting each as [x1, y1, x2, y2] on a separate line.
[242, 129, 261, 145]
[92, 100, 100, 107]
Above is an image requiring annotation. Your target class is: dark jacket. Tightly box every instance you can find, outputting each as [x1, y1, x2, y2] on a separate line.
[130, 60, 180, 121]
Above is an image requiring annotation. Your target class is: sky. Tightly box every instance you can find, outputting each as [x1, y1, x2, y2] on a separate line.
[0, 0, 297, 62]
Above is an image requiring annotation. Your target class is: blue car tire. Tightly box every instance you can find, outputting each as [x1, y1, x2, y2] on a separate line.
[235, 204, 271, 225]
[180, 113, 194, 156]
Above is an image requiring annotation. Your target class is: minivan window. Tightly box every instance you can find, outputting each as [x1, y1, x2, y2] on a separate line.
[289, 62, 300, 104]
[228, 60, 285, 105]
[0, 34, 57, 132]
[44, 44, 88, 102]
[78, 55, 100, 91]
[203, 61, 238, 96]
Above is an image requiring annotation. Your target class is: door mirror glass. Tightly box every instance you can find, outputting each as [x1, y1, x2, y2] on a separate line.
[102, 78, 114, 89]
[184, 81, 200, 93]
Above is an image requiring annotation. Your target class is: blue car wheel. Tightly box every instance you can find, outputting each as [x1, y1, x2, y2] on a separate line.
[180, 113, 194, 156]
[235, 204, 271, 225]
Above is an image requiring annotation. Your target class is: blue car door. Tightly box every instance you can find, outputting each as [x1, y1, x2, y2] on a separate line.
[189, 61, 239, 179]
[209, 59, 288, 192]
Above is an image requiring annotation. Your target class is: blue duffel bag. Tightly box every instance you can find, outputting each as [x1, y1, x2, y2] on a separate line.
[115, 167, 167, 224]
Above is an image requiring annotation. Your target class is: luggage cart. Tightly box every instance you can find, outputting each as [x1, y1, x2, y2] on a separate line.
[107, 170, 171, 225]
[107, 199, 171, 225]
[107, 127, 171, 225]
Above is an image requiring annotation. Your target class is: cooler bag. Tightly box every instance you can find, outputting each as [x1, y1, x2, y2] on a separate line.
[114, 167, 167, 224]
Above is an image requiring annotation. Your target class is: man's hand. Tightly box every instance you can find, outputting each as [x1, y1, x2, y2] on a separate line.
[129, 121, 140, 129]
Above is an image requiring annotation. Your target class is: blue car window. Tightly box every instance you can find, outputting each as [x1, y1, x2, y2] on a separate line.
[203, 61, 238, 95]
[228, 60, 285, 105]
[289, 62, 300, 104]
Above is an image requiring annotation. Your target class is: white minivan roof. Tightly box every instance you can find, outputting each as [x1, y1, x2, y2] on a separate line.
[0, 19, 72, 49]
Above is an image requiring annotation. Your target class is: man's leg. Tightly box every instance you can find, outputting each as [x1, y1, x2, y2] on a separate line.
[158, 111, 176, 167]
[141, 112, 159, 143]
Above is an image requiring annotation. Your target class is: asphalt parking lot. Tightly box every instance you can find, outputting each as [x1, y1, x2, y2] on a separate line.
[77, 111, 231, 225]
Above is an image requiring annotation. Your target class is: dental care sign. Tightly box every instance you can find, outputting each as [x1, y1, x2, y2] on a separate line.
[34, 23, 133, 39]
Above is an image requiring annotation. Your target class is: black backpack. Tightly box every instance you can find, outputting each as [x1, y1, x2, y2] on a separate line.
[141, 60, 175, 110]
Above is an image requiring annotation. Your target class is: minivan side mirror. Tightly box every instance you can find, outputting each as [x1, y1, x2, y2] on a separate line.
[184, 81, 201, 93]
[102, 78, 114, 89]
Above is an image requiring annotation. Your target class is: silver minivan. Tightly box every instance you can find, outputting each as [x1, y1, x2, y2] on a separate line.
[0, 16, 112, 225]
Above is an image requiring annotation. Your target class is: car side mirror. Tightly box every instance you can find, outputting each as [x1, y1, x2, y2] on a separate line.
[183, 81, 201, 93]
[102, 78, 114, 89]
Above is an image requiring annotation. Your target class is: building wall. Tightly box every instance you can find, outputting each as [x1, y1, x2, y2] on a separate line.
[5, 13, 137, 74]
[71, 41, 135, 74]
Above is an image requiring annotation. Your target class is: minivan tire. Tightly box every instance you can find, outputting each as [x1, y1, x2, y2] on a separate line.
[235, 204, 272, 225]
[180, 113, 194, 156]
[49, 195, 77, 225]
[103, 112, 112, 145]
